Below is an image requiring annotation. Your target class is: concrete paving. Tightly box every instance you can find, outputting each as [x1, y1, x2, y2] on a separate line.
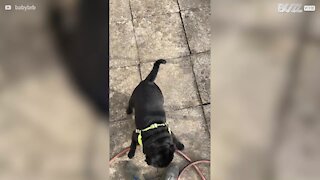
[110, 21, 139, 68]
[140, 59, 201, 110]
[110, 66, 141, 121]
[133, 13, 190, 62]
[110, 0, 132, 23]
[109, 0, 211, 179]
[191, 52, 211, 104]
[177, 0, 210, 11]
[130, 0, 180, 18]
[181, 7, 211, 54]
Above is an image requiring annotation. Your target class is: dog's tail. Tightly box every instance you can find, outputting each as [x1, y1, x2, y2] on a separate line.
[145, 59, 166, 82]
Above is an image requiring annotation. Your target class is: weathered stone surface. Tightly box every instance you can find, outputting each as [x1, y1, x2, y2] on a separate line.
[110, 120, 134, 158]
[203, 104, 211, 133]
[191, 52, 210, 104]
[109, 0, 132, 22]
[130, 0, 179, 18]
[110, 66, 141, 121]
[140, 58, 201, 110]
[166, 107, 211, 180]
[133, 13, 190, 62]
[181, 7, 210, 53]
[110, 21, 139, 68]
[177, 0, 210, 10]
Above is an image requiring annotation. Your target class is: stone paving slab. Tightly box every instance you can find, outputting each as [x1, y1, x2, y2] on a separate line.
[110, 106, 210, 180]
[203, 104, 211, 133]
[166, 107, 210, 179]
[110, 120, 134, 158]
[177, 0, 210, 11]
[191, 52, 210, 104]
[133, 13, 190, 62]
[181, 7, 210, 54]
[130, 0, 180, 18]
[110, 66, 141, 122]
[166, 107, 210, 161]
[140, 57, 201, 110]
[110, 0, 132, 22]
[110, 21, 139, 68]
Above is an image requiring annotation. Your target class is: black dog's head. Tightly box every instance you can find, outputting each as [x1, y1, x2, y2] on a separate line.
[144, 137, 175, 168]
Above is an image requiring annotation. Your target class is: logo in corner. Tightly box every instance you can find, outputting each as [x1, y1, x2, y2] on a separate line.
[278, 3, 303, 13]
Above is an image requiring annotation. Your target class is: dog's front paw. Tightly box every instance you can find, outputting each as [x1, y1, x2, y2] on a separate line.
[176, 143, 184, 150]
[128, 150, 135, 159]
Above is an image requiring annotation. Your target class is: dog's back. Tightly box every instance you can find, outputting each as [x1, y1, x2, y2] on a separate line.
[127, 59, 184, 168]
[127, 60, 167, 128]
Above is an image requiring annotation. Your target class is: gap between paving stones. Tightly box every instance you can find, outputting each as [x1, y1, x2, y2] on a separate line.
[110, 50, 210, 70]
[177, 0, 192, 54]
[110, 105, 209, 122]
[128, 0, 144, 80]
[110, 103, 211, 124]
[123, 50, 210, 70]
[115, 1, 209, 68]
[189, 56, 211, 136]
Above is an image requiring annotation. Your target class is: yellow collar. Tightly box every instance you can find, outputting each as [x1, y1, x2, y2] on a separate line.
[135, 122, 171, 147]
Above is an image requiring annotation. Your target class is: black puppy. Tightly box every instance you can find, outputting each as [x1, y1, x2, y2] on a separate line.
[127, 59, 184, 168]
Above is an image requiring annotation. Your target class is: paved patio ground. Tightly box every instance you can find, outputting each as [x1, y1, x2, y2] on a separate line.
[109, 0, 211, 179]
